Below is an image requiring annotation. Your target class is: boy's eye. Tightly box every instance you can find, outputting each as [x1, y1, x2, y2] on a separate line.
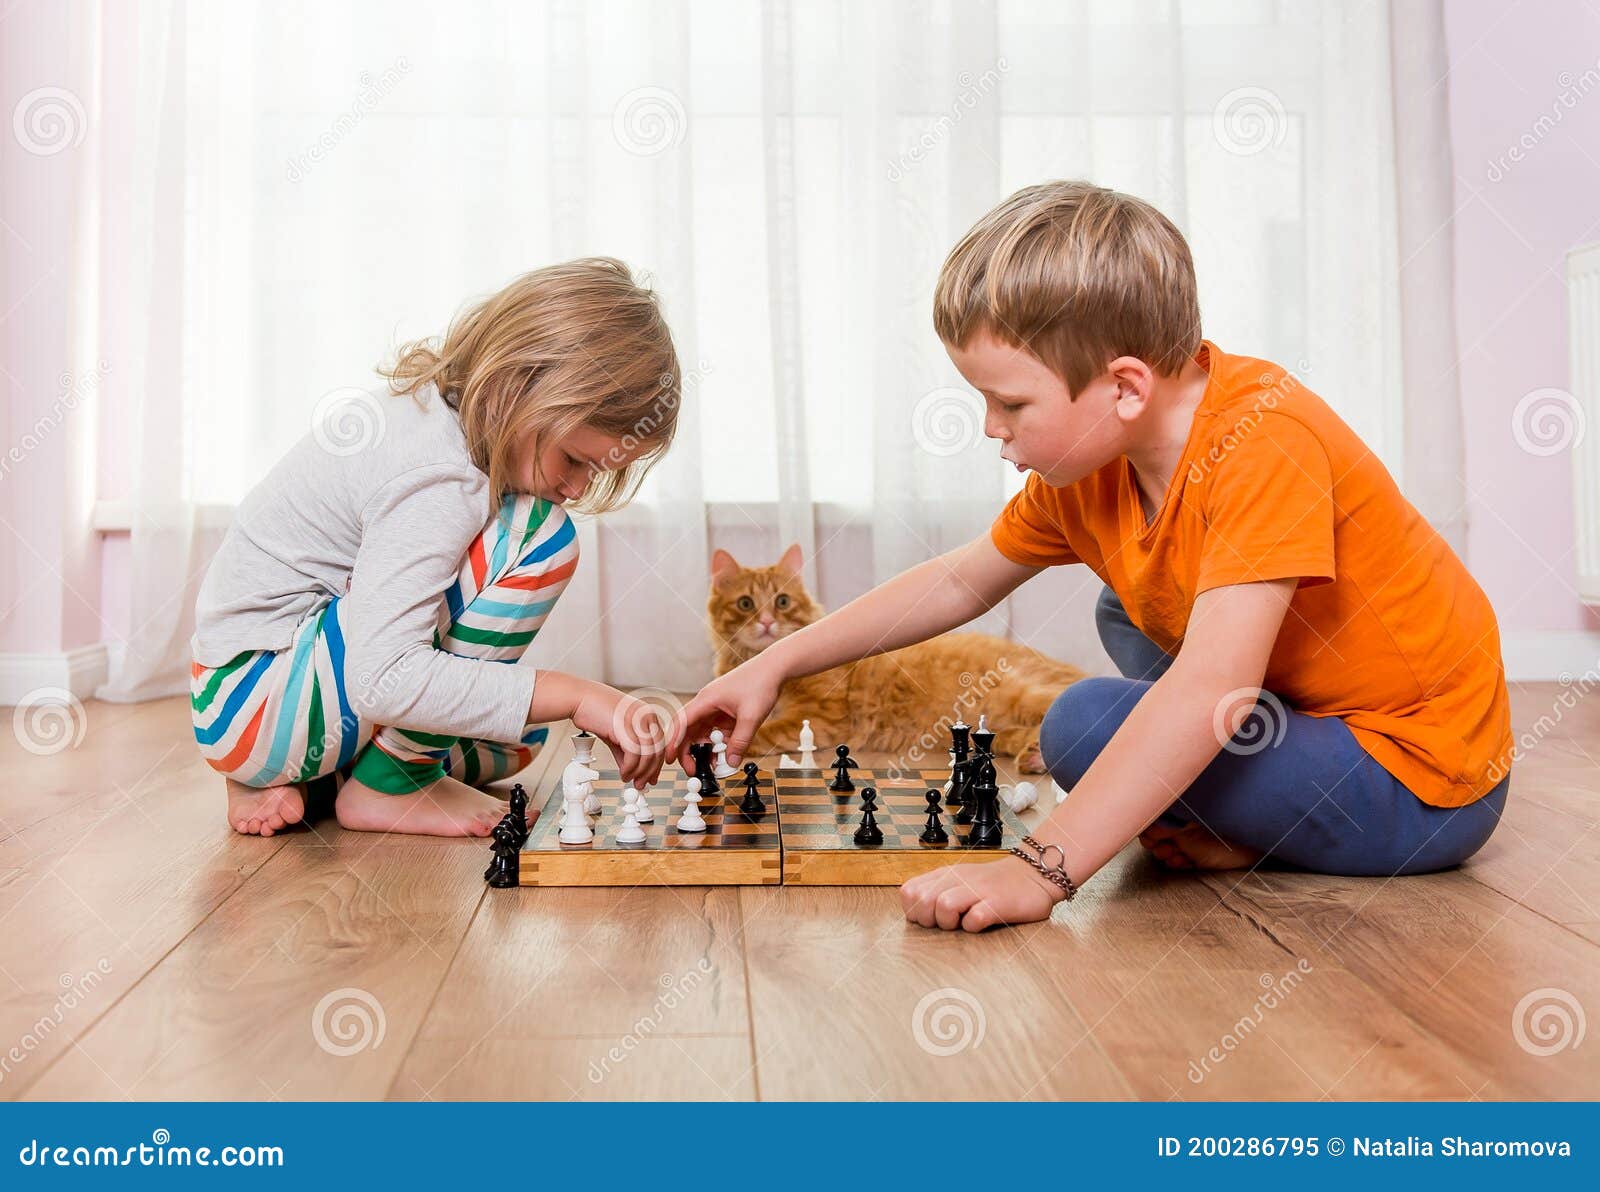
[775, 594, 790, 609]
[1002, 402, 1023, 414]
[737, 596, 755, 612]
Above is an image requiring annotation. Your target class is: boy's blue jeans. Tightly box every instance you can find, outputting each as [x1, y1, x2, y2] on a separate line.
[1039, 587, 1510, 875]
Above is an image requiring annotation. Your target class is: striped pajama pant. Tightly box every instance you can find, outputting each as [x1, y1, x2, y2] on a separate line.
[190, 494, 579, 795]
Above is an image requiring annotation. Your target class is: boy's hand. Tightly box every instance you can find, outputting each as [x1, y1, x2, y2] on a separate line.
[900, 856, 1064, 932]
[571, 682, 668, 788]
[669, 657, 784, 770]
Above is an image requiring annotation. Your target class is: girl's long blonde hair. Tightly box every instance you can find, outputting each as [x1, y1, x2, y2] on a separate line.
[381, 258, 682, 514]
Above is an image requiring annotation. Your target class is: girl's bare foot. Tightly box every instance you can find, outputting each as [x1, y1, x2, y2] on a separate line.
[1139, 820, 1265, 870]
[333, 773, 510, 837]
[226, 778, 306, 837]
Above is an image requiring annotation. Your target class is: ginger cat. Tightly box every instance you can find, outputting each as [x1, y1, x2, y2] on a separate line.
[707, 545, 1086, 772]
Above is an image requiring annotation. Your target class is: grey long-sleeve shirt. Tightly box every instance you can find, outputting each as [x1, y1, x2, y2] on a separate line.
[191, 383, 540, 743]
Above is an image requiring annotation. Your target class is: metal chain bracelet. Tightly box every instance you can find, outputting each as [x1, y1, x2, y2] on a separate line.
[1009, 835, 1078, 901]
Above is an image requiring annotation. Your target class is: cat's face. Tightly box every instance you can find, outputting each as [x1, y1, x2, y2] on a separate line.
[707, 544, 822, 656]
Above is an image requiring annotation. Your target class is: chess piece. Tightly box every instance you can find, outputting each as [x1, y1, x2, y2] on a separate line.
[690, 741, 720, 796]
[1053, 778, 1069, 804]
[633, 783, 654, 823]
[558, 786, 594, 844]
[798, 719, 815, 752]
[966, 757, 1002, 848]
[946, 719, 971, 809]
[1005, 780, 1038, 812]
[920, 790, 949, 845]
[486, 822, 521, 887]
[738, 761, 766, 815]
[508, 783, 529, 841]
[853, 787, 884, 846]
[615, 787, 646, 844]
[828, 744, 859, 792]
[571, 729, 597, 764]
[677, 776, 707, 833]
[711, 729, 737, 779]
[562, 758, 600, 817]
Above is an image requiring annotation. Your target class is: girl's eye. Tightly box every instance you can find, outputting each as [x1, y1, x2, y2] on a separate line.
[775, 594, 790, 609]
[736, 596, 755, 612]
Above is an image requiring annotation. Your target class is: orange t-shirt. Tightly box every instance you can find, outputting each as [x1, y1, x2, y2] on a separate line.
[990, 341, 1513, 808]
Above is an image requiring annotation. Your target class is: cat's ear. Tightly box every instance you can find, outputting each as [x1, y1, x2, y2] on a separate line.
[710, 548, 741, 586]
[776, 542, 804, 577]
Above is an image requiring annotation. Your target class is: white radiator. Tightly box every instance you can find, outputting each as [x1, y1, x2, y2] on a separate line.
[1571, 240, 1600, 605]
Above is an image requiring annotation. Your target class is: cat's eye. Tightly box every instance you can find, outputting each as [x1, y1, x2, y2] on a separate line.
[775, 594, 790, 609]
[737, 596, 755, 612]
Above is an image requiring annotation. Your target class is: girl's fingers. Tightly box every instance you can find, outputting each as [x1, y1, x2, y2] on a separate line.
[934, 885, 976, 931]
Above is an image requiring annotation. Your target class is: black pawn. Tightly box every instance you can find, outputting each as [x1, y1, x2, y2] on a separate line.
[486, 822, 521, 888]
[738, 760, 766, 815]
[920, 790, 948, 845]
[853, 787, 883, 846]
[828, 744, 858, 792]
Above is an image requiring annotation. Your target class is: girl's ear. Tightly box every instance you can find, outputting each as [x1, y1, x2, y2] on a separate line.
[710, 548, 741, 586]
[776, 542, 804, 576]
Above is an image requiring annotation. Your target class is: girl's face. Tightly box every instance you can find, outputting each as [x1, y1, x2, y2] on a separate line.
[516, 425, 650, 505]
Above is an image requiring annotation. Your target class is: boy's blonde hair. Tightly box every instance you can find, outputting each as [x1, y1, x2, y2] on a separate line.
[933, 181, 1201, 396]
[382, 257, 681, 514]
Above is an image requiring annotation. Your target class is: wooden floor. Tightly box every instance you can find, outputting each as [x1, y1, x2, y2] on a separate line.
[1, 685, 1596, 1101]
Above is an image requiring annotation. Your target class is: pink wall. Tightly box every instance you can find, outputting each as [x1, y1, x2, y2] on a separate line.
[1446, 0, 1600, 632]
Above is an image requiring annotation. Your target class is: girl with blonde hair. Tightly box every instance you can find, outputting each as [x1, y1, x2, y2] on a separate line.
[191, 258, 680, 837]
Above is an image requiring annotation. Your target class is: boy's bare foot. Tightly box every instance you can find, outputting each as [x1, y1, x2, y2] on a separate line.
[333, 773, 510, 837]
[1139, 820, 1265, 871]
[226, 778, 306, 837]
[1016, 741, 1046, 773]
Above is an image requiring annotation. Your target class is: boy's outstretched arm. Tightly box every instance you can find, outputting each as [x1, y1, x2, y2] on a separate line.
[671, 533, 1042, 767]
[903, 576, 1298, 932]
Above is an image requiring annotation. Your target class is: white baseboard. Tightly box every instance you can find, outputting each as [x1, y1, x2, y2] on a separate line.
[1500, 630, 1600, 683]
[0, 645, 109, 705]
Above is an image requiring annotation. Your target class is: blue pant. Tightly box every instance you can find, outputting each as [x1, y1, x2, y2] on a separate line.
[1038, 587, 1509, 876]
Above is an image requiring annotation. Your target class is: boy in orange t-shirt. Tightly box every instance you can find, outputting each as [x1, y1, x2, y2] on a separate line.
[674, 181, 1513, 932]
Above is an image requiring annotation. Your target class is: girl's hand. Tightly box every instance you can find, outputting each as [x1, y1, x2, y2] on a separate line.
[900, 856, 1065, 932]
[669, 657, 784, 770]
[572, 682, 669, 788]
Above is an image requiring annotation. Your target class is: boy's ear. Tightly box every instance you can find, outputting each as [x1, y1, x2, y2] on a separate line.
[1106, 355, 1155, 422]
[710, 548, 740, 586]
[776, 542, 804, 577]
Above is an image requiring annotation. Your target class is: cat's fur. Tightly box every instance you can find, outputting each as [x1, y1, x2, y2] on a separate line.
[707, 545, 1086, 772]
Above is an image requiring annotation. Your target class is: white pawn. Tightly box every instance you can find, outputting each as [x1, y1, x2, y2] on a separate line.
[615, 787, 646, 844]
[633, 783, 654, 823]
[711, 729, 736, 779]
[798, 719, 815, 752]
[677, 776, 707, 833]
[1005, 780, 1039, 812]
[558, 788, 594, 845]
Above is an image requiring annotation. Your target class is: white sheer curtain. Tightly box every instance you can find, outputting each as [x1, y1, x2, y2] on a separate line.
[94, 0, 1434, 698]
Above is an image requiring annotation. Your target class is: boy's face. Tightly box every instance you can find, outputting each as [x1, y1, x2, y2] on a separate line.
[945, 332, 1128, 487]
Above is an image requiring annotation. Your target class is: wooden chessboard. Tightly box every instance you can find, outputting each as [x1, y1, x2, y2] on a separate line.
[519, 768, 783, 887]
[516, 763, 1025, 888]
[774, 765, 1026, 886]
